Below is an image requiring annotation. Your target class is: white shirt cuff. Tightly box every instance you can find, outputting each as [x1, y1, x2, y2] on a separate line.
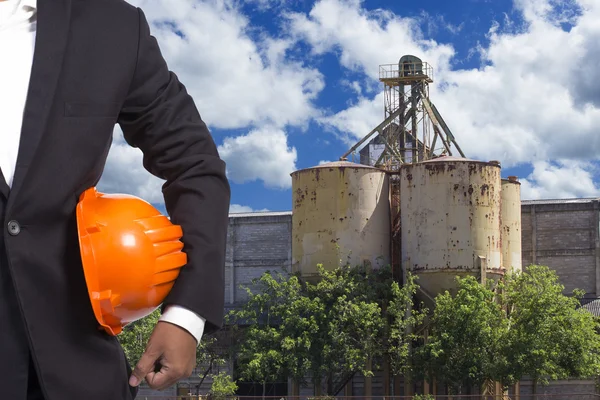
[159, 305, 205, 345]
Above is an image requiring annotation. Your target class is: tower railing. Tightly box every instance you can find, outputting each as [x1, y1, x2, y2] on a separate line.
[379, 62, 434, 84]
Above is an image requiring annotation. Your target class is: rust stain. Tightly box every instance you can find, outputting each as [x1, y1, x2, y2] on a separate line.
[481, 184, 489, 196]
[425, 162, 447, 175]
[294, 187, 306, 207]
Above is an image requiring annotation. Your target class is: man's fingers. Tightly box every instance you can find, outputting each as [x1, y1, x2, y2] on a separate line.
[128, 321, 197, 390]
[129, 348, 161, 387]
[145, 366, 181, 390]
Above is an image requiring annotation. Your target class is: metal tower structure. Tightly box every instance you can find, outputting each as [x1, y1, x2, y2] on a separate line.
[340, 55, 464, 171]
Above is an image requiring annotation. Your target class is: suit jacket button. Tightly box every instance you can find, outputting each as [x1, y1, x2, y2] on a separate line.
[7, 220, 20, 236]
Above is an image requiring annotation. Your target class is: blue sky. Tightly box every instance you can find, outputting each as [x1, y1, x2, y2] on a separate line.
[98, 0, 600, 214]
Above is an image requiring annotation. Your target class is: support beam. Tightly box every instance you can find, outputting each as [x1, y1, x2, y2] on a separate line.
[229, 219, 236, 304]
[532, 205, 537, 265]
[339, 108, 402, 160]
[594, 200, 600, 297]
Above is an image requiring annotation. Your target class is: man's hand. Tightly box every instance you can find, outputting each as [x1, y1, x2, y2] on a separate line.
[129, 321, 197, 390]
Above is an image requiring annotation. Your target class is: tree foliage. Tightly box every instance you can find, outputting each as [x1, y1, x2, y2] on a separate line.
[414, 265, 600, 394]
[499, 265, 600, 390]
[414, 276, 506, 394]
[227, 269, 316, 393]
[306, 264, 386, 384]
[209, 371, 238, 400]
[228, 264, 409, 395]
[387, 272, 427, 377]
[118, 308, 161, 366]
[118, 263, 600, 396]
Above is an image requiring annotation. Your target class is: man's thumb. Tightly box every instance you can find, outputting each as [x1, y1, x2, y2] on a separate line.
[129, 349, 159, 387]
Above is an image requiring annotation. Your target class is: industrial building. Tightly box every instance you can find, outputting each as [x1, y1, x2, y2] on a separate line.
[138, 56, 600, 398]
[137, 195, 600, 399]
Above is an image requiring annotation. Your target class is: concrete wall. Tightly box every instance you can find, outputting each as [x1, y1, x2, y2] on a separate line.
[164, 198, 600, 397]
[225, 211, 293, 305]
[521, 199, 600, 298]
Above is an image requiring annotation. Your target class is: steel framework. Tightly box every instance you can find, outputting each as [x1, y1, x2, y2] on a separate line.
[340, 55, 464, 171]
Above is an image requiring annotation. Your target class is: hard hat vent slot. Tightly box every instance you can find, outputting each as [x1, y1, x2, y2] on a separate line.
[153, 241, 185, 258]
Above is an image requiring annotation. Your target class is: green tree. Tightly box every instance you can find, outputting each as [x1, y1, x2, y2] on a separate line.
[414, 276, 507, 395]
[306, 264, 386, 394]
[387, 272, 427, 380]
[194, 334, 229, 395]
[500, 265, 600, 394]
[228, 269, 316, 397]
[230, 264, 390, 396]
[209, 371, 238, 400]
[118, 308, 161, 366]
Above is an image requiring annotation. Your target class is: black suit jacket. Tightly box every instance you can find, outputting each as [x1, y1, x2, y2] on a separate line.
[0, 0, 230, 399]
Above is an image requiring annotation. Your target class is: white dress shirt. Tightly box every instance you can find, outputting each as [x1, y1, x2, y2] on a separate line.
[0, 0, 205, 344]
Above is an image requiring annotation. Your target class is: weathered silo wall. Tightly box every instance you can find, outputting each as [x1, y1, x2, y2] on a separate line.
[291, 161, 390, 278]
[501, 177, 522, 274]
[400, 156, 503, 297]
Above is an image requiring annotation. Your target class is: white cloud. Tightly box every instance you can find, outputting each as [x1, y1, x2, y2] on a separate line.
[127, 0, 324, 130]
[317, 92, 384, 144]
[432, 0, 600, 166]
[98, 126, 291, 207]
[98, 0, 600, 203]
[520, 160, 600, 199]
[99, 0, 326, 201]
[288, 0, 600, 169]
[230, 204, 270, 213]
[97, 127, 165, 203]
[285, 0, 455, 81]
[217, 127, 297, 188]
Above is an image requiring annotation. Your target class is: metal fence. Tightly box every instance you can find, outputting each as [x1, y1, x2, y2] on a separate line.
[133, 395, 600, 400]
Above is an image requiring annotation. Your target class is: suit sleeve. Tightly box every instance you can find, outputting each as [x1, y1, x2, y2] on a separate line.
[117, 7, 230, 335]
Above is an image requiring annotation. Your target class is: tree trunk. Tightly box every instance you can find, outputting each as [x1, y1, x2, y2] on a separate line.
[532, 378, 537, 400]
[291, 379, 300, 397]
[262, 381, 266, 400]
[403, 263, 413, 397]
[383, 356, 391, 396]
[365, 357, 373, 397]
[197, 365, 212, 394]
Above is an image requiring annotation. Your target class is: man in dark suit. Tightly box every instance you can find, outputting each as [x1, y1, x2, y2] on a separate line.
[0, 0, 230, 399]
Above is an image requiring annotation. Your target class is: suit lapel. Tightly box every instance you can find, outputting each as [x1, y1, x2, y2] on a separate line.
[0, 169, 9, 200]
[7, 0, 72, 211]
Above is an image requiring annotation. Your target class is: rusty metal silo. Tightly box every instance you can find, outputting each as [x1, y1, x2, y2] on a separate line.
[399, 156, 503, 298]
[291, 161, 390, 279]
[501, 176, 522, 274]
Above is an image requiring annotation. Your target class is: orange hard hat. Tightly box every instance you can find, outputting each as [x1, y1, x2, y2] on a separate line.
[76, 187, 187, 336]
